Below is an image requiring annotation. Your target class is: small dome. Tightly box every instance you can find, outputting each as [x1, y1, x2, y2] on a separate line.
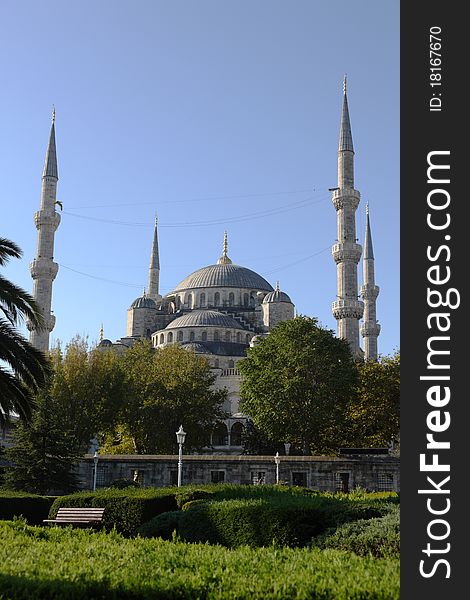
[165, 309, 245, 330]
[129, 296, 157, 310]
[263, 286, 292, 304]
[98, 339, 113, 347]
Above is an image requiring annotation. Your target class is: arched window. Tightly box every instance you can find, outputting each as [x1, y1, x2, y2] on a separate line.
[177, 330, 183, 342]
[167, 332, 173, 343]
[189, 331, 195, 341]
[187, 293, 193, 308]
[228, 292, 235, 306]
[246, 334, 250, 344]
[159, 333, 164, 344]
[228, 359, 234, 368]
[202, 331, 207, 341]
[236, 332, 241, 343]
[214, 359, 219, 368]
[175, 296, 181, 310]
[214, 292, 220, 306]
[225, 331, 231, 342]
[231, 422, 243, 446]
[200, 292, 206, 307]
[212, 423, 228, 446]
[250, 293, 255, 308]
[214, 331, 219, 341]
[243, 293, 249, 307]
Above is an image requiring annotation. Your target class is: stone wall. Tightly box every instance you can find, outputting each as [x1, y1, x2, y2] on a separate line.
[78, 454, 400, 493]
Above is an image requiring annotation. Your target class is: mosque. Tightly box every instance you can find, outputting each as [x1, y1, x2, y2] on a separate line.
[26, 80, 380, 453]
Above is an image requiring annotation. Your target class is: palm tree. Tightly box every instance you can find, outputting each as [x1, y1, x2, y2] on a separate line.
[0, 237, 50, 425]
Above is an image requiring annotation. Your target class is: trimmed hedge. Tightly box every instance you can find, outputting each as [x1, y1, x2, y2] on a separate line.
[49, 488, 178, 535]
[310, 504, 400, 558]
[0, 491, 55, 525]
[137, 493, 386, 547]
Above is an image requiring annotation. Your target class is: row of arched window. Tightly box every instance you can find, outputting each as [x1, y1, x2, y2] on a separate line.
[156, 330, 251, 345]
[211, 422, 244, 446]
[175, 291, 257, 309]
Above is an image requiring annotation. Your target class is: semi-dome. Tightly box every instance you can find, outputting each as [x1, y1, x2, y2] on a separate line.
[263, 282, 292, 304]
[129, 296, 157, 310]
[182, 342, 213, 354]
[165, 309, 245, 330]
[172, 263, 273, 293]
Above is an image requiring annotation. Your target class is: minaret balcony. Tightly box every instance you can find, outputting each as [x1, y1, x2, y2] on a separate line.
[332, 299, 364, 320]
[34, 210, 61, 231]
[29, 258, 59, 280]
[26, 313, 56, 333]
[360, 321, 381, 337]
[331, 188, 360, 211]
[332, 242, 362, 264]
[360, 283, 380, 300]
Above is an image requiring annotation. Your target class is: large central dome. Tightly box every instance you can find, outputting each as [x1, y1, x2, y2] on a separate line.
[172, 263, 274, 293]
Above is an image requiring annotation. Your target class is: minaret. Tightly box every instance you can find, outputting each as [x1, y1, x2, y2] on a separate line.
[148, 214, 161, 303]
[331, 77, 364, 356]
[360, 204, 380, 360]
[27, 108, 61, 353]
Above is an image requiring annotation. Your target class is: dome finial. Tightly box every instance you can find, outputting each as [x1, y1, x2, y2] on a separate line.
[223, 230, 228, 257]
[52, 105, 56, 123]
[217, 230, 232, 264]
[343, 74, 347, 94]
[275, 280, 280, 292]
[99, 323, 104, 342]
[143, 287, 147, 298]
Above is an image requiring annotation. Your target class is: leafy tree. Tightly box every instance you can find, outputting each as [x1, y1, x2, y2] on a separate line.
[348, 352, 400, 447]
[0, 237, 50, 425]
[49, 337, 126, 453]
[239, 316, 357, 455]
[116, 341, 226, 454]
[4, 388, 80, 494]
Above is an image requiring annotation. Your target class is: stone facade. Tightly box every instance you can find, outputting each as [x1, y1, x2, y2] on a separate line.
[78, 453, 400, 492]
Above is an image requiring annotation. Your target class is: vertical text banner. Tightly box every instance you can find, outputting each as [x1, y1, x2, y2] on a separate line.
[401, 3, 466, 598]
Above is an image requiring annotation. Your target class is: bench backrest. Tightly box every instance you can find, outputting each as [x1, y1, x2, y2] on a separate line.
[54, 507, 105, 521]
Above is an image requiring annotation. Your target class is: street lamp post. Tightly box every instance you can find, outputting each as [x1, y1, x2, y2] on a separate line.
[176, 425, 186, 487]
[92, 451, 99, 491]
[274, 451, 280, 484]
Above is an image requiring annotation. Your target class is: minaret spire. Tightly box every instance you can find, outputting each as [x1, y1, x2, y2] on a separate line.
[148, 213, 161, 303]
[331, 79, 363, 357]
[27, 110, 61, 352]
[360, 204, 380, 360]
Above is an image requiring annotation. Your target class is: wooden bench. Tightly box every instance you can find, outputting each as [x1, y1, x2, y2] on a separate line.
[43, 507, 105, 527]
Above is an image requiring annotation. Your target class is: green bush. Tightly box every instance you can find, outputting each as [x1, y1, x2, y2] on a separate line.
[311, 504, 400, 558]
[109, 478, 140, 489]
[0, 491, 55, 525]
[0, 519, 400, 599]
[49, 488, 177, 535]
[138, 494, 363, 547]
[175, 488, 215, 508]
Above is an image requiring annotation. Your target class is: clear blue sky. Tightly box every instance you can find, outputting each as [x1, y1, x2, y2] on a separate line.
[0, 0, 399, 356]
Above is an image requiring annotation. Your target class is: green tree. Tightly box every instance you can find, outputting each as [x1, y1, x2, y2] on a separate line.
[115, 341, 226, 454]
[49, 336, 125, 453]
[0, 237, 50, 425]
[4, 388, 80, 494]
[348, 352, 400, 447]
[239, 316, 357, 455]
